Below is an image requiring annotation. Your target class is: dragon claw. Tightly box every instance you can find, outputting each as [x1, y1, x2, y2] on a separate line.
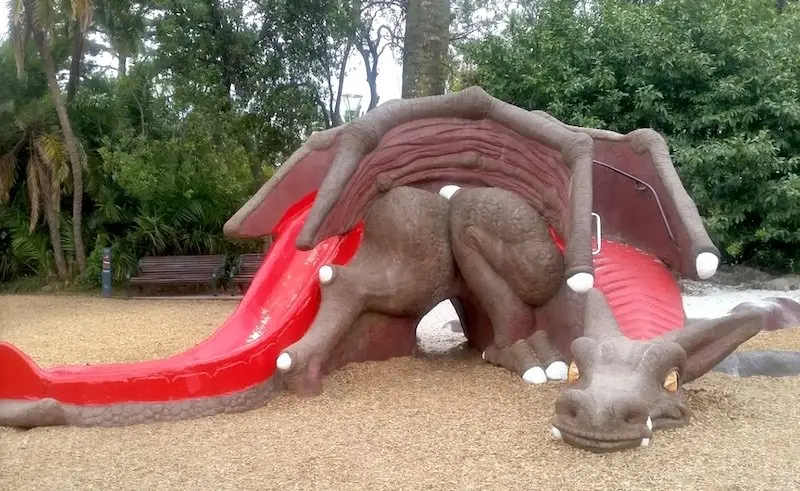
[522, 366, 548, 384]
[545, 361, 569, 380]
[566, 272, 594, 293]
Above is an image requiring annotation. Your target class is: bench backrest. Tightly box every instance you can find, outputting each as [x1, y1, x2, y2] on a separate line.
[138, 255, 226, 274]
[237, 253, 265, 275]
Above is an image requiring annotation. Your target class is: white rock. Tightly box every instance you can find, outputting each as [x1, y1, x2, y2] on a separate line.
[566, 272, 594, 293]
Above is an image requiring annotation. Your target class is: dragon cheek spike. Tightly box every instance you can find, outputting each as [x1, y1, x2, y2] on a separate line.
[695, 252, 719, 279]
[641, 416, 653, 447]
[640, 422, 653, 446]
[318, 265, 335, 285]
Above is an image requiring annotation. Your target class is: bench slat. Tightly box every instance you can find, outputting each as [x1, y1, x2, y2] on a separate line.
[127, 254, 227, 296]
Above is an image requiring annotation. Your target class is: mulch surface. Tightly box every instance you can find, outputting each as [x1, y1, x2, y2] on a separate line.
[1, 294, 799, 490]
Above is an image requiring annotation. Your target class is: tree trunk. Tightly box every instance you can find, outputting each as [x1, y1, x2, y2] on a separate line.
[25, 3, 87, 273]
[402, 0, 451, 98]
[118, 53, 127, 76]
[358, 43, 380, 110]
[333, 40, 353, 124]
[34, 157, 69, 279]
[66, 20, 85, 103]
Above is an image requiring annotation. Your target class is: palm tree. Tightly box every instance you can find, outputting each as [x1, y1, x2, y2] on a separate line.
[0, 97, 74, 279]
[9, 0, 92, 273]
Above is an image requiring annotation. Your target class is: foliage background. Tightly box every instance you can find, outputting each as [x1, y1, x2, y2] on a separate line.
[458, 0, 800, 271]
[1, 0, 799, 291]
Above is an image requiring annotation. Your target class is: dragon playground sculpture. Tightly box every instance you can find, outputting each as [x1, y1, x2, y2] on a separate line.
[2, 86, 800, 454]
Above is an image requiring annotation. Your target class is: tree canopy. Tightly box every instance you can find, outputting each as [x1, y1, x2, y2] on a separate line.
[1, 0, 799, 290]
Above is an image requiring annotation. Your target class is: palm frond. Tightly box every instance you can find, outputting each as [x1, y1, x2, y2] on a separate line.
[7, 0, 25, 34]
[175, 199, 207, 225]
[25, 150, 42, 232]
[1, 191, 56, 279]
[76, 136, 88, 169]
[132, 211, 176, 254]
[58, 211, 75, 257]
[32, 0, 55, 37]
[6, 207, 53, 276]
[92, 191, 124, 224]
[8, 0, 30, 78]
[0, 153, 19, 203]
[70, 0, 92, 31]
[34, 131, 69, 186]
[15, 97, 56, 131]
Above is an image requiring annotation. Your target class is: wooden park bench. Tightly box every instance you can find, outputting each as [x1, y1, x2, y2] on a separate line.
[228, 253, 265, 294]
[125, 255, 227, 297]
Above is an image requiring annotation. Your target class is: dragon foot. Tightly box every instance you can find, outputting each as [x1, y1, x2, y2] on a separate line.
[482, 330, 568, 385]
[526, 330, 568, 381]
[277, 310, 419, 396]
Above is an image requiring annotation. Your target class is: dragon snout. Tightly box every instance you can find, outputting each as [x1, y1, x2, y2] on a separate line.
[550, 388, 654, 453]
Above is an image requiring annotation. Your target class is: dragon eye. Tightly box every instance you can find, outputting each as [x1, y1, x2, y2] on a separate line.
[663, 368, 680, 393]
[567, 361, 580, 383]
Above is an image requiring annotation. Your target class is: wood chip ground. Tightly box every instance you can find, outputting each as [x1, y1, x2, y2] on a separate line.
[1, 294, 799, 490]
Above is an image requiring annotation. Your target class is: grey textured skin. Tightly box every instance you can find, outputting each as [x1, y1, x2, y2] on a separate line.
[448, 187, 567, 375]
[550, 290, 772, 452]
[713, 350, 800, 378]
[4, 185, 799, 458]
[277, 186, 461, 395]
[730, 297, 800, 330]
[0, 377, 279, 428]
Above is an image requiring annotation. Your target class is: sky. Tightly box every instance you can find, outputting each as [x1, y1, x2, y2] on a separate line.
[338, 47, 404, 112]
[0, 6, 404, 117]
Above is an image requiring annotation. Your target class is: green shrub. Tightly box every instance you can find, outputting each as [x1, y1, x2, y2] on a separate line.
[461, 0, 800, 270]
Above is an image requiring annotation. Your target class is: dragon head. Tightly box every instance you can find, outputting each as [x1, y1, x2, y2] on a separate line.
[550, 288, 763, 453]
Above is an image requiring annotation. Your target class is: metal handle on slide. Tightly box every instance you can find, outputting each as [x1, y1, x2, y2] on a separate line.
[592, 212, 602, 255]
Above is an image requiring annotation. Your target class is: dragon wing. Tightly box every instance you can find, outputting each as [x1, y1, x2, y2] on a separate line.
[532, 110, 720, 279]
[224, 86, 719, 287]
[292, 87, 597, 286]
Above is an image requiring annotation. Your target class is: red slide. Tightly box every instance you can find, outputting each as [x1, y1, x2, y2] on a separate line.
[0, 192, 364, 406]
[0, 192, 685, 415]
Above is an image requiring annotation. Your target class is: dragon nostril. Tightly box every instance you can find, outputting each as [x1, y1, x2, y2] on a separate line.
[618, 399, 650, 426]
[624, 412, 643, 425]
[555, 389, 587, 422]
